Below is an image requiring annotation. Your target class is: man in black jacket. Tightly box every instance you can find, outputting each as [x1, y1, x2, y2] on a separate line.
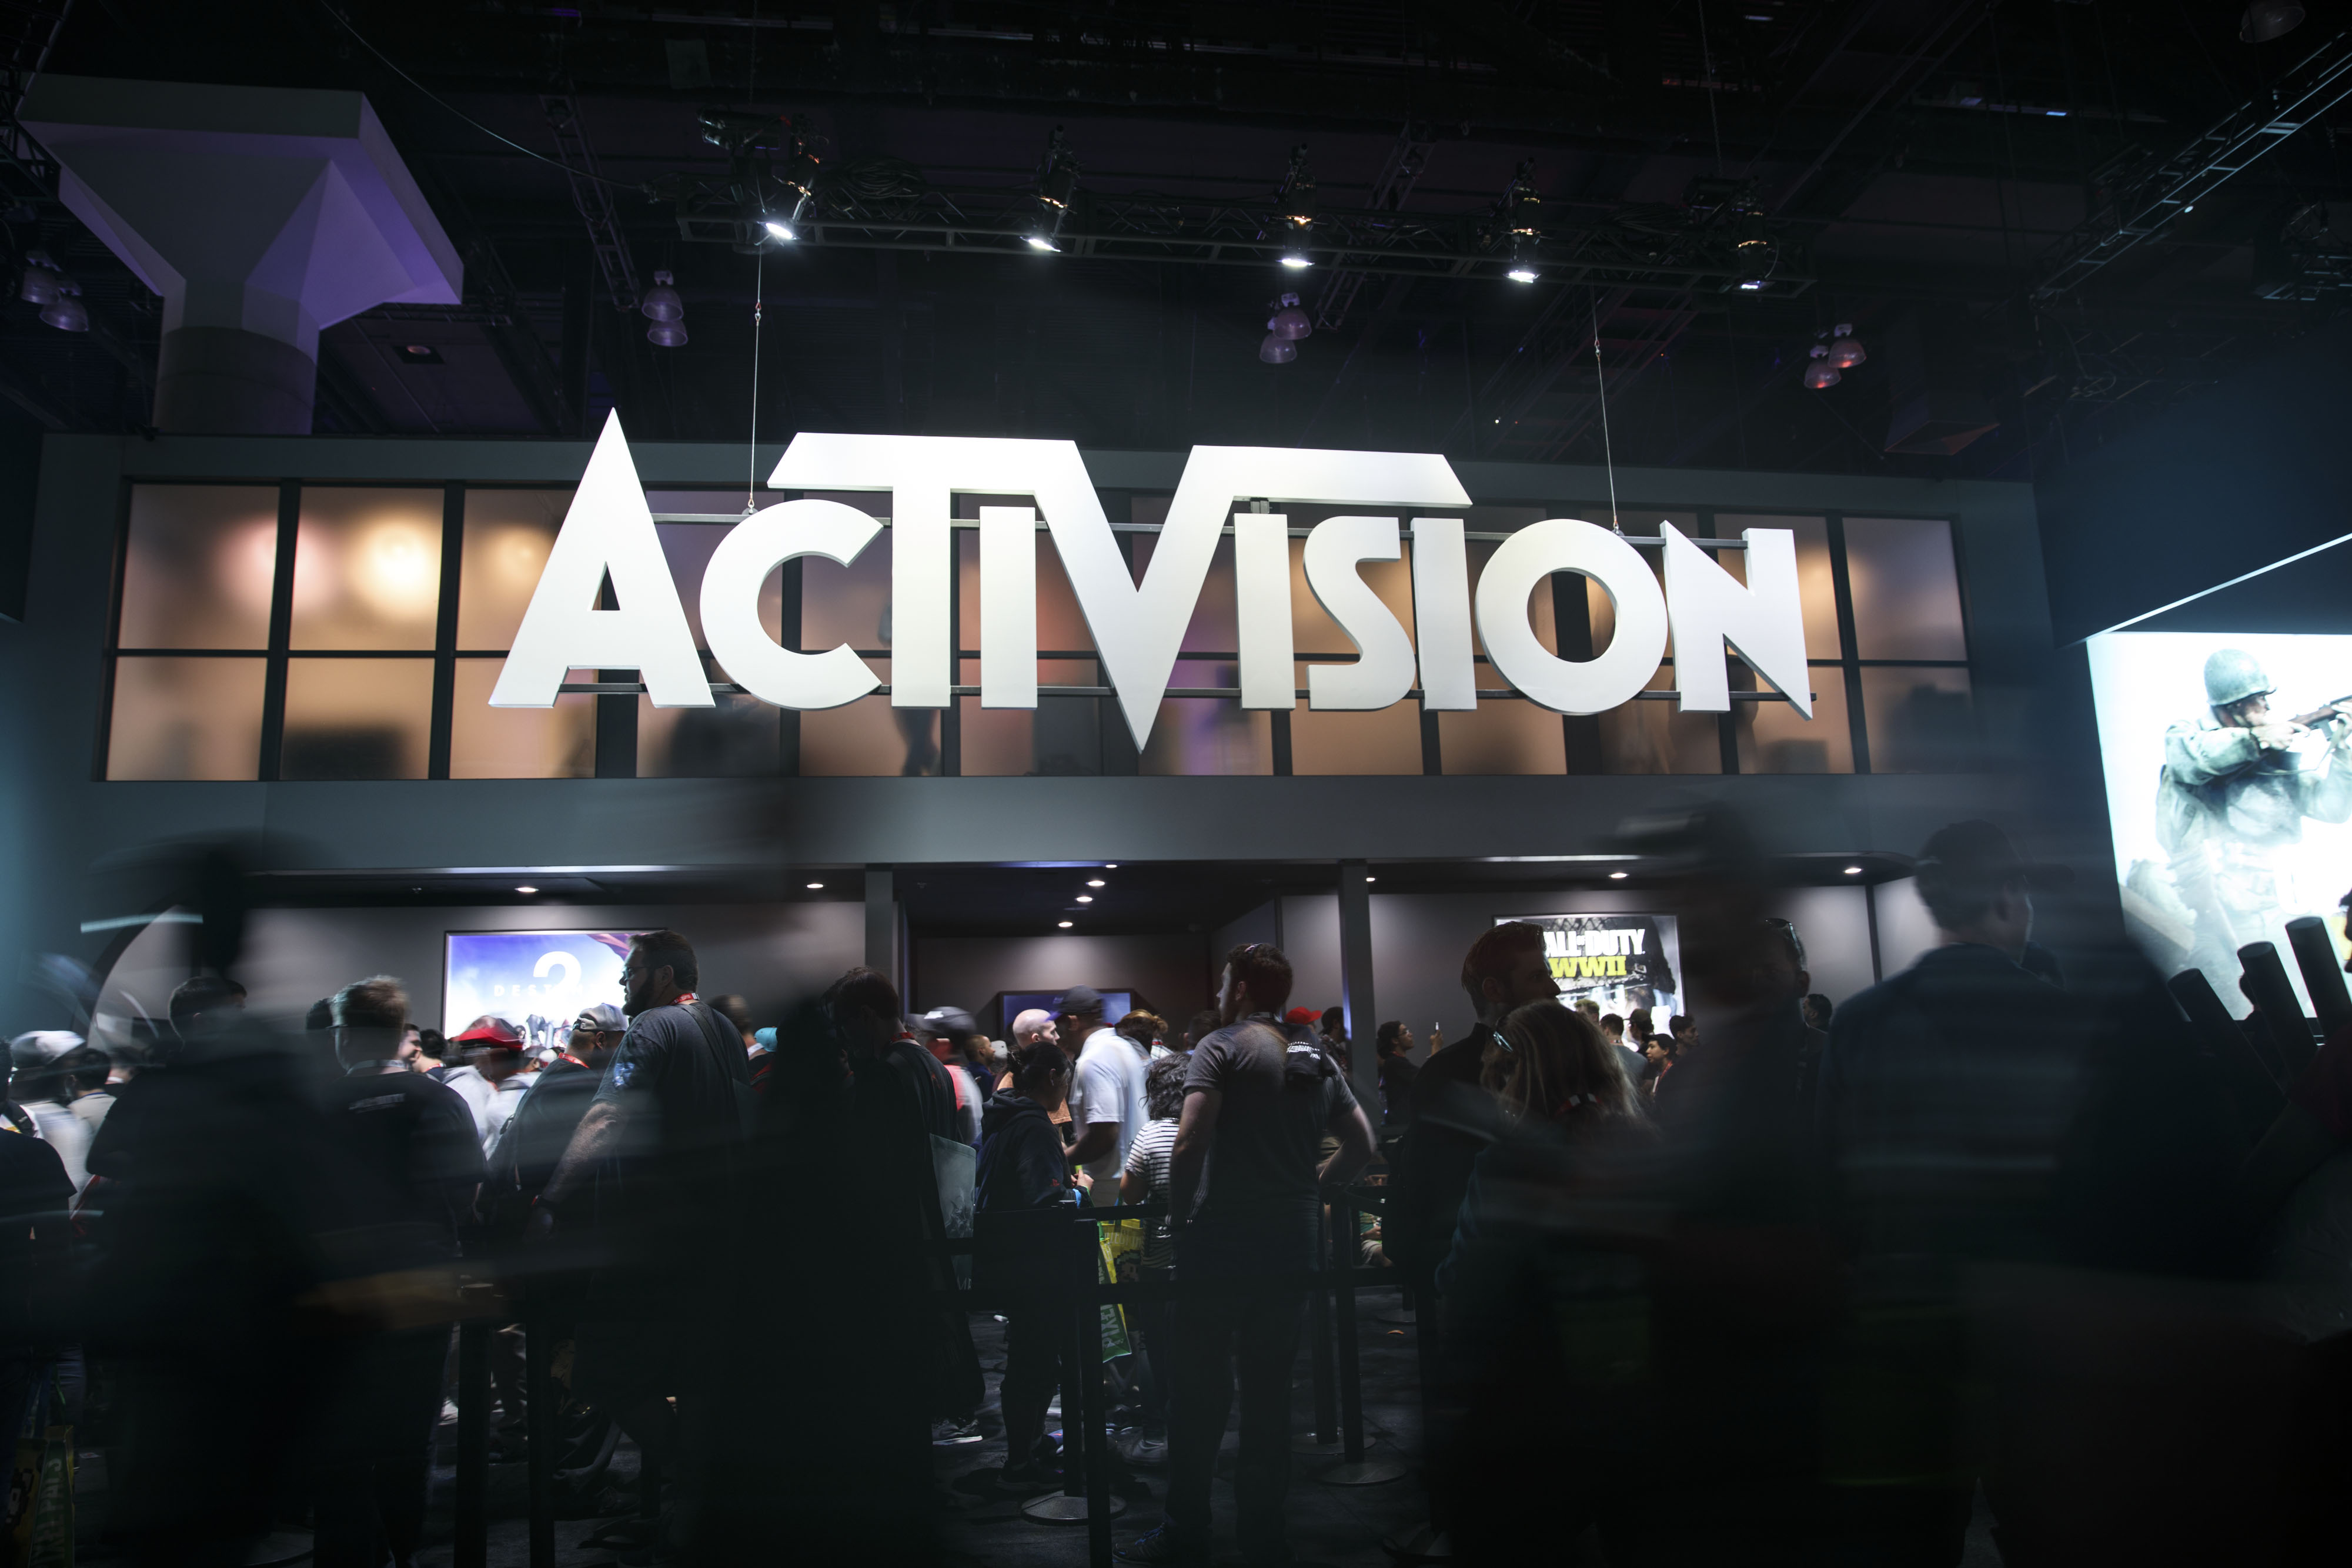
[976, 1037, 1075, 1488]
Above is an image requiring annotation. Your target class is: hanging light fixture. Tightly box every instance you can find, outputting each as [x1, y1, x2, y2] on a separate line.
[18, 249, 61, 306]
[1028, 127, 1080, 253]
[1502, 160, 1542, 282]
[1258, 333, 1298, 365]
[1826, 323, 1866, 369]
[642, 269, 687, 346]
[1277, 143, 1315, 269]
[2242, 2, 2306, 44]
[40, 280, 86, 333]
[1804, 344, 1840, 390]
[1267, 293, 1312, 341]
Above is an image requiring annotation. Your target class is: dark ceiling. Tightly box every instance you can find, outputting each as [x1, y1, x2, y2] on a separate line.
[3, 0, 2349, 483]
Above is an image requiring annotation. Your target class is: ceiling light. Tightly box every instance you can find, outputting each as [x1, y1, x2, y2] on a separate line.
[1508, 264, 1539, 285]
[1609, 870, 1629, 880]
[764, 218, 796, 242]
[1076, 895, 1093, 903]
[1805, 347, 1840, 390]
[1025, 232, 1060, 252]
[515, 885, 537, 894]
[1087, 879, 1105, 887]
[40, 285, 86, 333]
[1104, 864, 1117, 868]
[1825, 325, 1866, 369]
[1843, 865, 1863, 875]
[1267, 293, 1312, 341]
[805, 881, 824, 890]
[17, 251, 60, 306]
[2243, 1, 2304, 42]
[1737, 279, 1765, 291]
[1027, 126, 1079, 252]
[1365, 875, 1377, 882]
[642, 269, 687, 347]
[1275, 142, 1315, 267]
[1259, 332, 1297, 365]
[1058, 920, 1074, 928]
[1279, 252, 1312, 270]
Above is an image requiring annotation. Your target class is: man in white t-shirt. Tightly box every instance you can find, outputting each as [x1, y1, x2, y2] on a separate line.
[1060, 986, 1146, 1206]
[443, 1016, 531, 1151]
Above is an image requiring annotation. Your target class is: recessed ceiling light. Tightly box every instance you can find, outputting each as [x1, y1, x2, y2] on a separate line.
[805, 881, 824, 890]
[1087, 878, 1105, 887]
[1104, 863, 1118, 868]
[515, 885, 537, 894]
[1608, 871, 1629, 880]
[1058, 920, 1073, 928]
[1076, 895, 1093, 903]
[1844, 865, 1864, 875]
[1365, 875, 1376, 882]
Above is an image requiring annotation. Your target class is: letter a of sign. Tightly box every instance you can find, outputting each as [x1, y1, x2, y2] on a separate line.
[490, 412, 710, 708]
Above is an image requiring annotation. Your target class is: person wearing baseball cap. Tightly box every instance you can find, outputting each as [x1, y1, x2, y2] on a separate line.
[1815, 820, 2089, 1560]
[484, 1002, 626, 1231]
[443, 1015, 528, 1152]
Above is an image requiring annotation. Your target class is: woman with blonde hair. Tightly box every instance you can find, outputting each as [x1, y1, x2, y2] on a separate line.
[1484, 998, 1644, 1125]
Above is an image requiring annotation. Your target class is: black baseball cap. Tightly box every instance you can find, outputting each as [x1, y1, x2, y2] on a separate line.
[1058, 985, 1105, 1018]
[1914, 821, 2072, 895]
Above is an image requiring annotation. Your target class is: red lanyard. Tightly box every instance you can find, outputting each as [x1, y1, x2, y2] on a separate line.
[556, 1052, 591, 1071]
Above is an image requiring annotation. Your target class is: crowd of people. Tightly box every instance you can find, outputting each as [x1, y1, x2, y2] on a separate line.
[6, 811, 2351, 1565]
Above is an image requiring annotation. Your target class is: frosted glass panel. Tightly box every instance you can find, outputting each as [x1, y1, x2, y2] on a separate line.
[450, 661, 594, 778]
[1845, 517, 1965, 661]
[1141, 658, 1271, 776]
[960, 657, 1107, 777]
[1599, 666, 1721, 775]
[1439, 698, 1565, 775]
[1735, 672, 1853, 774]
[280, 658, 434, 779]
[1860, 666, 1975, 773]
[1715, 514, 1840, 660]
[1291, 664, 1422, 774]
[459, 489, 569, 650]
[119, 486, 279, 650]
[801, 658, 941, 775]
[290, 489, 444, 651]
[106, 657, 265, 780]
[639, 691, 778, 777]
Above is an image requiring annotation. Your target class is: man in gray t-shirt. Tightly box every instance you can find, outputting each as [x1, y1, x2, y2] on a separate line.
[1120, 944, 1375, 1568]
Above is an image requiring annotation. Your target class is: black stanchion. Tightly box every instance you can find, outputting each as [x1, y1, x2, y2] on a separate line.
[1023, 1203, 1127, 1534]
[1083, 1239, 1115, 1567]
[1299, 1200, 1339, 1455]
[524, 1295, 556, 1568]
[1320, 1192, 1406, 1486]
[455, 1319, 490, 1568]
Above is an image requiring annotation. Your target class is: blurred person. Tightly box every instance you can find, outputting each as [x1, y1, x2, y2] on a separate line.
[413, 1027, 451, 1080]
[1119, 1008, 1171, 1061]
[1436, 999, 1658, 1564]
[446, 1015, 529, 1152]
[0, 1113, 72, 1447]
[1119, 943, 1375, 1567]
[1003, 1008, 1058, 1089]
[1182, 1009, 1220, 1054]
[534, 930, 751, 1559]
[396, 1022, 423, 1070]
[1628, 1006, 1656, 1055]
[165, 974, 245, 1049]
[313, 976, 479, 1568]
[9, 1032, 109, 1193]
[1375, 1021, 1419, 1129]
[1318, 1005, 1352, 1075]
[1639, 1030, 1675, 1098]
[828, 968, 983, 1469]
[1063, 985, 1147, 1206]
[1116, 1054, 1190, 1467]
[1575, 997, 1602, 1024]
[1816, 821, 2083, 1564]
[976, 1036, 1076, 1489]
[1601, 1012, 1643, 1084]
[920, 1005, 991, 1149]
[1801, 994, 1833, 1033]
[710, 994, 759, 1055]
[1669, 1014, 1698, 1048]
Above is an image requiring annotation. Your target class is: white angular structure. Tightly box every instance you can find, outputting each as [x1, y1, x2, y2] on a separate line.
[22, 75, 463, 434]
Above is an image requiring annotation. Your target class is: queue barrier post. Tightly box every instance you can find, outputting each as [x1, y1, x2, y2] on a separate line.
[455, 1317, 490, 1568]
[1319, 1189, 1406, 1486]
[1020, 1200, 1127, 1538]
[524, 1289, 556, 1568]
[1299, 1199, 1339, 1455]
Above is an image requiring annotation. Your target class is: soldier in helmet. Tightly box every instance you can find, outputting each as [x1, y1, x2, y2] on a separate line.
[2159, 647, 2352, 987]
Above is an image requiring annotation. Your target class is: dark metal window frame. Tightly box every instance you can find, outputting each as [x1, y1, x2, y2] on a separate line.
[99, 478, 1972, 784]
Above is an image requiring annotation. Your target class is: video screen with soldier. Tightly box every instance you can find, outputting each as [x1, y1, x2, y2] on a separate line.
[2089, 632, 2352, 1012]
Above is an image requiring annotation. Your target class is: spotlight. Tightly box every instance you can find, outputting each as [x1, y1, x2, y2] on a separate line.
[1275, 142, 1315, 268]
[2243, 2, 2305, 43]
[806, 881, 825, 890]
[39, 283, 86, 333]
[1609, 870, 1629, 880]
[1076, 895, 1094, 904]
[18, 250, 61, 306]
[1025, 228, 1062, 253]
[642, 269, 687, 346]
[1502, 160, 1542, 282]
[1732, 208, 1776, 290]
[764, 217, 796, 242]
[1805, 346, 1840, 390]
[1027, 126, 1080, 253]
[1843, 865, 1863, 875]
[515, 885, 538, 894]
[1058, 920, 1074, 928]
[1087, 879, 1105, 887]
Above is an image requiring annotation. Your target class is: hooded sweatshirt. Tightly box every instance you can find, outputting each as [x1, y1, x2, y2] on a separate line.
[977, 1092, 1068, 1212]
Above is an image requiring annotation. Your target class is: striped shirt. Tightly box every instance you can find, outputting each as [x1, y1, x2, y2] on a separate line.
[1122, 1116, 1180, 1271]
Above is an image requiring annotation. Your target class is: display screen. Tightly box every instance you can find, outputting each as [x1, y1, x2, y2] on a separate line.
[2087, 631, 2352, 1010]
[1496, 913, 1682, 1019]
[443, 929, 634, 1045]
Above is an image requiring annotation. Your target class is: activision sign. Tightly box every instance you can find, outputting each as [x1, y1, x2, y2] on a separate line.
[490, 413, 1818, 746]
